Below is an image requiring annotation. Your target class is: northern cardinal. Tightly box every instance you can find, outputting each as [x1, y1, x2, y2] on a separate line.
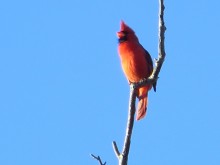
[117, 20, 156, 120]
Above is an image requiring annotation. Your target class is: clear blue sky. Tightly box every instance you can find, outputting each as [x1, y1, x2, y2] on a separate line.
[0, 0, 220, 164]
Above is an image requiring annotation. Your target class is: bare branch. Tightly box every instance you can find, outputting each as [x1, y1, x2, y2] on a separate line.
[133, 0, 166, 89]
[90, 154, 106, 165]
[112, 85, 137, 165]
[112, 0, 166, 165]
[151, 0, 166, 82]
[112, 141, 120, 158]
[120, 85, 136, 165]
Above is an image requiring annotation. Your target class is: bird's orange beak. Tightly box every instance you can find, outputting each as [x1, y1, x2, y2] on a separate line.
[117, 31, 125, 38]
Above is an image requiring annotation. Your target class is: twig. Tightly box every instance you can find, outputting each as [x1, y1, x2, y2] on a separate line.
[151, 0, 166, 82]
[112, 141, 120, 158]
[121, 85, 137, 164]
[112, 0, 166, 165]
[113, 85, 137, 165]
[133, 0, 166, 89]
[90, 154, 106, 165]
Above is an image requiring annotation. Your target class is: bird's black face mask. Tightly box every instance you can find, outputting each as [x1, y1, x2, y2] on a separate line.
[118, 31, 128, 43]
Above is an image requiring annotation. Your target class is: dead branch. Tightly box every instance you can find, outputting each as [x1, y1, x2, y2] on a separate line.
[112, 0, 166, 165]
[90, 154, 106, 165]
[112, 85, 137, 165]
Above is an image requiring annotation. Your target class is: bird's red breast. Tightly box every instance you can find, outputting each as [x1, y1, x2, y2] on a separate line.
[117, 20, 154, 120]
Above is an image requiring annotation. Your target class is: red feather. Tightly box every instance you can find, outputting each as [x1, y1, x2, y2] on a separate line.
[117, 21, 154, 120]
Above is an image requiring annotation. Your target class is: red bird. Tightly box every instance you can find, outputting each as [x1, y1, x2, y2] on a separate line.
[117, 20, 155, 120]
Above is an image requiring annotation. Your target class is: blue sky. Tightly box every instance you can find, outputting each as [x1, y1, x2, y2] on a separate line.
[0, 0, 220, 164]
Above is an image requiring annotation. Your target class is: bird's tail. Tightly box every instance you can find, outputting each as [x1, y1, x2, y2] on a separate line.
[136, 87, 149, 120]
[136, 96, 148, 120]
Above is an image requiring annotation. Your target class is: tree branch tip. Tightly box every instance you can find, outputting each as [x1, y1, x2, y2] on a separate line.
[112, 141, 120, 157]
[90, 154, 106, 165]
[90, 153, 98, 159]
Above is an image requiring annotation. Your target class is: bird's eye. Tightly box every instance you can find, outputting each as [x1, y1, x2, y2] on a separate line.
[121, 31, 129, 35]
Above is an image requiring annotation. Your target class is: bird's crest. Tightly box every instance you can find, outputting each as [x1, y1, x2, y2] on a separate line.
[120, 20, 135, 34]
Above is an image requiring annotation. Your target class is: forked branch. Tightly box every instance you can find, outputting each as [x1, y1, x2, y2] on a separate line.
[91, 154, 106, 165]
[112, 0, 166, 165]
